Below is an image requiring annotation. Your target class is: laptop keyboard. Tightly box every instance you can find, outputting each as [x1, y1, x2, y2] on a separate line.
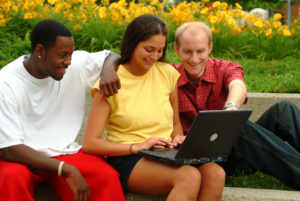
[141, 148, 228, 165]
[152, 148, 178, 158]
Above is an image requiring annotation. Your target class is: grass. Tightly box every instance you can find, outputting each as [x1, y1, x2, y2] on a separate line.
[234, 57, 300, 93]
[225, 170, 295, 190]
[226, 171, 295, 190]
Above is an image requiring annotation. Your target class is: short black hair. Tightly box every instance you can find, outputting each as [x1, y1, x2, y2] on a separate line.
[120, 14, 168, 64]
[30, 19, 72, 53]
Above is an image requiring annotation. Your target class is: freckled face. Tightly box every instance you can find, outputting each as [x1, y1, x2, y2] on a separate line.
[127, 33, 166, 76]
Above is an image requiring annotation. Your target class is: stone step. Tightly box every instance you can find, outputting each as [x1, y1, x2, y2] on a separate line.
[126, 187, 300, 201]
[240, 93, 300, 122]
[35, 185, 300, 201]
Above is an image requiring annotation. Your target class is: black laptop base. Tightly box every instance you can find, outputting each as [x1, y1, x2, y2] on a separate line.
[139, 148, 228, 166]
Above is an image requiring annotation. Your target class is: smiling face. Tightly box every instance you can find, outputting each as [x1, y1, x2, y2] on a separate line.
[174, 28, 212, 82]
[126, 33, 166, 76]
[35, 36, 74, 80]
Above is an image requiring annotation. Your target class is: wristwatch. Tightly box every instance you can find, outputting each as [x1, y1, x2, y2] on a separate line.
[223, 102, 237, 110]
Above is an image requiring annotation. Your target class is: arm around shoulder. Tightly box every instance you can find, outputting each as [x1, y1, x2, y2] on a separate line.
[100, 51, 121, 97]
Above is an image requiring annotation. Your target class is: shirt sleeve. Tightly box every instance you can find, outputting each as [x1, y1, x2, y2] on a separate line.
[163, 63, 180, 93]
[91, 78, 114, 109]
[91, 79, 100, 97]
[223, 61, 244, 89]
[72, 50, 110, 90]
[0, 84, 23, 149]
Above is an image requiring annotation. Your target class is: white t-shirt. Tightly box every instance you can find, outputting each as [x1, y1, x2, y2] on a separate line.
[0, 50, 110, 157]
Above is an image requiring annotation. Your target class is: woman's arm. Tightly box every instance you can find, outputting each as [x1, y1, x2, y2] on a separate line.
[169, 85, 185, 147]
[82, 90, 132, 156]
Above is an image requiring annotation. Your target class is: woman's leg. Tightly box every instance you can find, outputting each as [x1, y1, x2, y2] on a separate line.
[197, 163, 225, 201]
[126, 158, 201, 201]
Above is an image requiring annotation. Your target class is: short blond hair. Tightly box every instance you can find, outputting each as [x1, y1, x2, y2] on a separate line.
[175, 21, 212, 46]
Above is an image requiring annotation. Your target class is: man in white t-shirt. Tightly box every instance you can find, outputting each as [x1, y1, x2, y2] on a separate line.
[0, 19, 125, 201]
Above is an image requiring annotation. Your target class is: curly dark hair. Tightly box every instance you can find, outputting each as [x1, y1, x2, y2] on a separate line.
[30, 19, 72, 53]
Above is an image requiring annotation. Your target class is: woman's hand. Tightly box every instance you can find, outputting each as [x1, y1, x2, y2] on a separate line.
[172, 135, 186, 147]
[131, 137, 172, 154]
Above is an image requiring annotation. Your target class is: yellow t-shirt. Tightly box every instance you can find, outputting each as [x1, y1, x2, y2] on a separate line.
[92, 62, 180, 144]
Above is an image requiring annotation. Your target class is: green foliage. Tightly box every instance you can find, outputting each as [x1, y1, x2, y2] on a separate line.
[212, 30, 300, 60]
[73, 19, 126, 52]
[219, 0, 285, 10]
[0, 26, 31, 67]
[2, 13, 38, 40]
[1, 0, 299, 94]
[235, 57, 300, 93]
[226, 170, 294, 190]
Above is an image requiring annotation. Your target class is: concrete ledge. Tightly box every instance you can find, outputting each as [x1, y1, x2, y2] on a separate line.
[241, 93, 300, 122]
[35, 93, 300, 201]
[36, 185, 300, 201]
[221, 187, 300, 201]
[126, 187, 300, 201]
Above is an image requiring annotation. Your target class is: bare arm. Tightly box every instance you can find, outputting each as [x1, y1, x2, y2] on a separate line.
[224, 79, 247, 110]
[1, 144, 66, 174]
[1, 145, 89, 201]
[82, 90, 132, 156]
[169, 85, 185, 147]
[82, 90, 172, 156]
[100, 51, 121, 97]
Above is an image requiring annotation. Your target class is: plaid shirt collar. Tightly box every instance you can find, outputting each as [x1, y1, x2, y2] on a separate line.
[177, 59, 217, 88]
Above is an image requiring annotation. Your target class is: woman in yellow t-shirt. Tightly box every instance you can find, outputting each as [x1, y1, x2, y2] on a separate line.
[83, 14, 225, 201]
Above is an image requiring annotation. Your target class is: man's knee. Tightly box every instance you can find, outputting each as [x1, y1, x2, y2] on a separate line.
[276, 100, 293, 107]
[273, 100, 298, 112]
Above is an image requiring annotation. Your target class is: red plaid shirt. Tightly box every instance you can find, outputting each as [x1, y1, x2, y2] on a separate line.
[172, 58, 244, 134]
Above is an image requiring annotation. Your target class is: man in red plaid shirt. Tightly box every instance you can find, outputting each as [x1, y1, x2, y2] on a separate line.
[172, 21, 300, 190]
[172, 22, 247, 134]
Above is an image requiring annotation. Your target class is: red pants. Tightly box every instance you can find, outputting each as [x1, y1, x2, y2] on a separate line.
[0, 150, 125, 201]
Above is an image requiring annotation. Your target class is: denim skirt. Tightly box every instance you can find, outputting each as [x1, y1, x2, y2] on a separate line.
[107, 154, 142, 189]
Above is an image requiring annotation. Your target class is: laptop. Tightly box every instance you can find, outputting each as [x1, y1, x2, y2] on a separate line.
[138, 109, 252, 166]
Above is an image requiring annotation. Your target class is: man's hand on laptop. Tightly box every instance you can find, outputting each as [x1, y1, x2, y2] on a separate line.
[172, 135, 186, 147]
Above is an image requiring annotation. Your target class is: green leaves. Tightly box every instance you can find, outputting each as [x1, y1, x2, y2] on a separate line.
[226, 170, 294, 190]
